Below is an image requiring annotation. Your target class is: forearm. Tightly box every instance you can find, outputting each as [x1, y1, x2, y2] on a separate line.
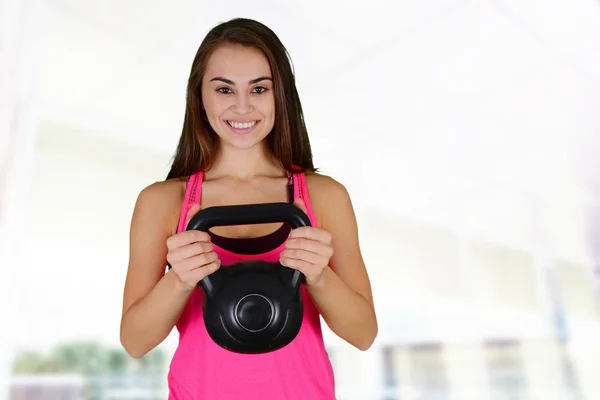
[120, 269, 193, 358]
[307, 266, 377, 350]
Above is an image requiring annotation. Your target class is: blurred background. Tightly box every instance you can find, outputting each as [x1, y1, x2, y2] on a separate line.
[2, 0, 600, 399]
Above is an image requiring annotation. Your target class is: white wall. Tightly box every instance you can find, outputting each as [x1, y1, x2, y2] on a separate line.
[18, 114, 600, 359]
[6, 0, 600, 398]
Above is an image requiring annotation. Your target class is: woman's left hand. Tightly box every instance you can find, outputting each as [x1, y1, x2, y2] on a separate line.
[279, 198, 334, 287]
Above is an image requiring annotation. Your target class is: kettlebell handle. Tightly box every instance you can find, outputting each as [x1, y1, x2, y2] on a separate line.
[185, 202, 311, 294]
[186, 202, 311, 232]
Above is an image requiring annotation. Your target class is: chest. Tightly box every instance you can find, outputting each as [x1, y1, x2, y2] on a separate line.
[198, 177, 292, 239]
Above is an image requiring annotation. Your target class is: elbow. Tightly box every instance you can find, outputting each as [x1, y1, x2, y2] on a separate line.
[120, 324, 150, 359]
[356, 340, 374, 352]
[354, 322, 378, 351]
[356, 333, 377, 351]
[130, 351, 147, 359]
[120, 336, 149, 359]
[124, 345, 148, 359]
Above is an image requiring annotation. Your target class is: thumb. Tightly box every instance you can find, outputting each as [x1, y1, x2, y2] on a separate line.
[185, 203, 202, 228]
[293, 197, 308, 214]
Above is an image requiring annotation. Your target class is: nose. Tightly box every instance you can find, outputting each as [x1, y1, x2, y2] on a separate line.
[233, 92, 252, 115]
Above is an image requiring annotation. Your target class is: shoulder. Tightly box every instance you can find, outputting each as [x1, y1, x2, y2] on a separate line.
[137, 177, 187, 205]
[133, 177, 188, 235]
[304, 171, 349, 200]
[304, 172, 353, 227]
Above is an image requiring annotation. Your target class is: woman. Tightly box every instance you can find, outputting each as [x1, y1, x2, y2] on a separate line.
[119, 17, 377, 399]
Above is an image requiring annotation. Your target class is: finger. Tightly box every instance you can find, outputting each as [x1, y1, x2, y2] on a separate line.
[293, 197, 308, 214]
[280, 248, 329, 266]
[279, 255, 314, 274]
[191, 259, 221, 280]
[167, 230, 211, 250]
[170, 241, 214, 261]
[185, 203, 203, 228]
[176, 251, 219, 271]
[284, 238, 333, 258]
[179, 259, 221, 288]
[288, 227, 332, 244]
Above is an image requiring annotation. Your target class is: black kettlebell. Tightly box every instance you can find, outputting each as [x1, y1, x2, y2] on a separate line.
[185, 202, 310, 354]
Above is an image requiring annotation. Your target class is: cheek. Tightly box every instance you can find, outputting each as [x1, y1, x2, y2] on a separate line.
[266, 96, 275, 115]
[204, 96, 229, 117]
[259, 96, 276, 120]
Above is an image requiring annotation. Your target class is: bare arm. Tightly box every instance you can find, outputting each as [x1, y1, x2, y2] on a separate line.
[119, 182, 193, 358]
[306, 176, 378, 350]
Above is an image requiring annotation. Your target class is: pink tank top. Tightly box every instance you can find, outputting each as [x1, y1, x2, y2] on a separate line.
[167, 171, 336, 399]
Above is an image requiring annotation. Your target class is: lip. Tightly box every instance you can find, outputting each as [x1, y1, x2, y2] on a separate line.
[224, 119, 260, 135]
[227, 119, 257, 123]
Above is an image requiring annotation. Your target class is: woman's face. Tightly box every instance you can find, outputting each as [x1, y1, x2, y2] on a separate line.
[201, 44, 275, 151]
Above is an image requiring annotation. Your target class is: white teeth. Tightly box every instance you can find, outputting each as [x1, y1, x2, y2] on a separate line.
[228, 121, 256, 129]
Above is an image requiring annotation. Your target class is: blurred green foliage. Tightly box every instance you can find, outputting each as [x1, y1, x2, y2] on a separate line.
[12, 341, 166, 375]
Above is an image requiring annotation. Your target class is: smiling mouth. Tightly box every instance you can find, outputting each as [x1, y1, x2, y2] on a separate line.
[227, 120, 258, 128]
[225, 120, 260, 134]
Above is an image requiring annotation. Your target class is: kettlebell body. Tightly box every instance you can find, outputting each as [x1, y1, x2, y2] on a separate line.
[184, 202, 310, 354]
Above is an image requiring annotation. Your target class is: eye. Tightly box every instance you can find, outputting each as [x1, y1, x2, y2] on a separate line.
[216, 87, 232, 94]
[252, 86, 268, 94]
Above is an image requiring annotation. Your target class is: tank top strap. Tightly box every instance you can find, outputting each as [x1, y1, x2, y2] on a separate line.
[176, 171, 204, 234]
[177, 170, 316, 232]
[188, 170, 204, 206]
[290, 171, 318, 227]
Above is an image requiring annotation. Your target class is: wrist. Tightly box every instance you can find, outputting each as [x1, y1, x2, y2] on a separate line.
[306, 266, 332, 291]
[166, 269, 197, 296]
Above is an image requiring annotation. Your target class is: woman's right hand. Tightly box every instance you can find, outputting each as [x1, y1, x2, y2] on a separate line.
[166, 203, 221, 290]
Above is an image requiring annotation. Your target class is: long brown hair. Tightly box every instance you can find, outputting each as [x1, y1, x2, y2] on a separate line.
[166, 18, 316, 180]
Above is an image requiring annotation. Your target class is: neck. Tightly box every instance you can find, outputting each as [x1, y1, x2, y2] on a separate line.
[207, 142, 283, 181]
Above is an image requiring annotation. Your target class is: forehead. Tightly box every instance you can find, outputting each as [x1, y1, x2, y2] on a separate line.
[205, 44, 272, 81]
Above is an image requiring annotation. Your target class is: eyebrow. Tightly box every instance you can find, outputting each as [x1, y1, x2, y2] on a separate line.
[209, 76, 272, 85]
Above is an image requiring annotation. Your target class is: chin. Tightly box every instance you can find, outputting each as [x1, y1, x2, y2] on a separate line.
[221, 131, 271, 151]
[223, 134, 268, 151]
